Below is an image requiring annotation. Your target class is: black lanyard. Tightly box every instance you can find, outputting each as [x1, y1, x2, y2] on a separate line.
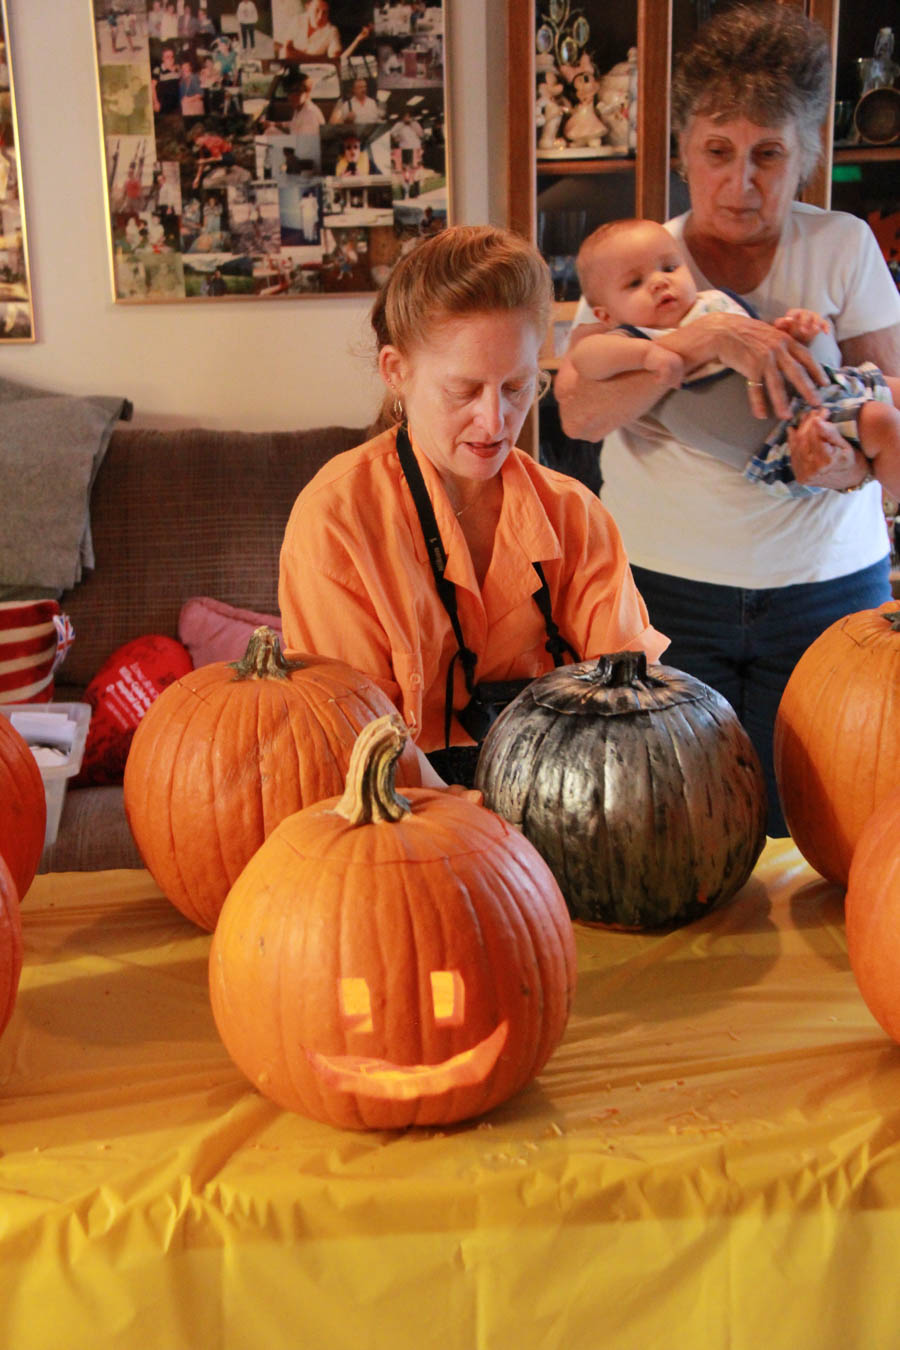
[395, 423, 577, 746]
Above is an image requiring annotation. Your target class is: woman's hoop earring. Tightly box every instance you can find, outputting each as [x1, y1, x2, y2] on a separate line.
[392, 395, 404, 422]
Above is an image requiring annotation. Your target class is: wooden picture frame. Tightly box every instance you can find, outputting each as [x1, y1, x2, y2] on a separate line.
[0, 0, 35, 342]
[90, 0, 449, 301]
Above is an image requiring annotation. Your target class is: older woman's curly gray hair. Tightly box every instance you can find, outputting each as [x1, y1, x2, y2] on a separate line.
[671, 3, 832, 183]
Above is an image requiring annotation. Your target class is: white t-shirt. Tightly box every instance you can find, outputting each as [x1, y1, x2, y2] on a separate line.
[570, 204, 900, 587]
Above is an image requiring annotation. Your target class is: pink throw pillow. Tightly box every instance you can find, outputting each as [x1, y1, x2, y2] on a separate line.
[178, 596, 282, 668]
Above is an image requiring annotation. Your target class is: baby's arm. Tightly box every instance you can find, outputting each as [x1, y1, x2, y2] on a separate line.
[569, 328, 685, 388]
[883, 374, 900, 408]
[772, 308, 830, 345]
[856, 393, 900, 497]
[872, 437, 900, 497]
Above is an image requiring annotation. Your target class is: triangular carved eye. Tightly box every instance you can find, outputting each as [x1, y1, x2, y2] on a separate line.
[430, 970, 465, 1026]
[338, 976, 373, 1033]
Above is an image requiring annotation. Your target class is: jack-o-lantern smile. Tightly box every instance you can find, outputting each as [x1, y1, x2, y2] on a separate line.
[306, 970, 509, 1102]
[307, 1025, 510, 1101]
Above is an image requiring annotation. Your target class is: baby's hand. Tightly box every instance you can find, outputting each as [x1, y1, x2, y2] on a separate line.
[643, 344, 684, 388]
[773, 308, 829, 345]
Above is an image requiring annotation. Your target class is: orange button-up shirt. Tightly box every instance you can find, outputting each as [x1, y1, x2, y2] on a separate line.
[279, 427, 668, 751]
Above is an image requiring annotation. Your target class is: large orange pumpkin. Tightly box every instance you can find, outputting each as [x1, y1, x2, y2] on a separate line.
[209, 715, 577, 1130]
[0, 853, 23, 1037]
[774, 603, 900, 886]
[846, 787, 900, 1042]
[124, 627, 422, 931]
[0, 713, 46, 898]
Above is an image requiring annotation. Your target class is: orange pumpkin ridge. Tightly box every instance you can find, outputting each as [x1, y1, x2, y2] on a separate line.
[846, 786, 900, 1042]
[0, 853, 23, 1037]
[0, 714, 46, 900]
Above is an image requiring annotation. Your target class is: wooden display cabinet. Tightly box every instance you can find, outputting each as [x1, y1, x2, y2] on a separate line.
[506, 0, 676, 458]
[506, 0, 849, 359]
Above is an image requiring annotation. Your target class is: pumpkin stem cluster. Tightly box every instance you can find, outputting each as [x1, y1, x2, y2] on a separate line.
[594, 651, 649, 687]
[334, 715, 412, 825]
[229, 626, 307, 681]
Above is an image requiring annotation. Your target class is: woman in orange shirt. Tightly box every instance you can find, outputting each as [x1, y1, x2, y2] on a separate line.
[279, 225, 667, 785]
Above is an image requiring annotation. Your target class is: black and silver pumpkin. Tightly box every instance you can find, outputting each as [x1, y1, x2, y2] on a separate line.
[474, 652, 767, 930]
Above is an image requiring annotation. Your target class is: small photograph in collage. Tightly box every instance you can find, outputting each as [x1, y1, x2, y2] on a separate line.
[91, 0, 448, 300]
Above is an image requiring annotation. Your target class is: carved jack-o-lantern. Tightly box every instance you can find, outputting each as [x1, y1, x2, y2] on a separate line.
[209, 715, 576, 1130]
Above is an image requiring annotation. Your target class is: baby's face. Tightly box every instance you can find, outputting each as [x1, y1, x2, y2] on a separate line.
[590, 222, 697, 330]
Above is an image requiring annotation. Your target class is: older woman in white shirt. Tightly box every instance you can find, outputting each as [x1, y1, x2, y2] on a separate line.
[555, 3, 900, 836]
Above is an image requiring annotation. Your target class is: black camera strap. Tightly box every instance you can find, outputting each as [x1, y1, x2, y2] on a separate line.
[395, 423, 577, 747]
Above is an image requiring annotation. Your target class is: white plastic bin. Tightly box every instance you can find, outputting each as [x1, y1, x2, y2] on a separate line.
[0, 702, 91, 848]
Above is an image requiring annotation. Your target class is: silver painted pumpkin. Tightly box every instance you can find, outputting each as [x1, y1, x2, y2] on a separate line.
[474, 652, 767, 929]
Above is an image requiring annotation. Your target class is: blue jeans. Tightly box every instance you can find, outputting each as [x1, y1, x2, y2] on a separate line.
[631, 557, 892, 837]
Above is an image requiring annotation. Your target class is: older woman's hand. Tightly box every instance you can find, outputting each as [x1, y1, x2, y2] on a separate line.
[787, 408, 871, 490]
[704, 313, 826, 419]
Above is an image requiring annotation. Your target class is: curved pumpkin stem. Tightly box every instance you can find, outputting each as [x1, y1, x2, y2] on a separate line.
[229, 626, 307, 681]
[592, 650, 664, 687]
[595, 651, 647, 685]
[333, 715, 412, 825]
[886, 610, 900, 633]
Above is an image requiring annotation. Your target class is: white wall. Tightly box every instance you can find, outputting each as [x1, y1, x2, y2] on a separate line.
[1, 0, 508, 430]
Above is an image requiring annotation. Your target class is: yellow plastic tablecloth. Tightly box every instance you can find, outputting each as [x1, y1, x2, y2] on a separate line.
[2, 840, 900, 1350]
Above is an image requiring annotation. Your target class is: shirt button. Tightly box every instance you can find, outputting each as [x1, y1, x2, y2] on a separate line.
[409, 672, 422, 687]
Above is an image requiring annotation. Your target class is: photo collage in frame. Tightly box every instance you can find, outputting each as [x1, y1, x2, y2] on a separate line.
[0, 0, 34, 340]
[91, 1, 447, 300]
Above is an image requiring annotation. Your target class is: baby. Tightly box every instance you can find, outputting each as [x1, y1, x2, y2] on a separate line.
[570, 218, 900, 497]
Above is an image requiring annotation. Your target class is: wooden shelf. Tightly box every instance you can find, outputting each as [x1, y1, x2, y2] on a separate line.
[537, 155, 635, 175]
[537, 143, 900, 180]
[834, 144, 900, 164]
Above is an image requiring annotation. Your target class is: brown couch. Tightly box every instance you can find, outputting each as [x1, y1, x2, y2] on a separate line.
[43, 421, 366, 872]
